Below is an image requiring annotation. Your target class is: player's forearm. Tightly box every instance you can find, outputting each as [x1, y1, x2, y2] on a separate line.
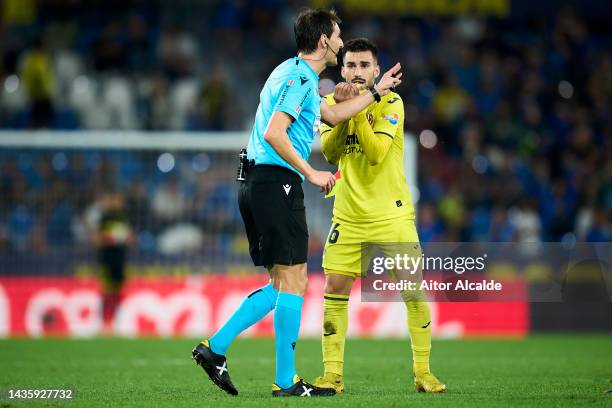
[321, 121, 349, 165]
[354, 114, 392, 166]
[323, 92, 376, 126]
[264, 129, 314, 178]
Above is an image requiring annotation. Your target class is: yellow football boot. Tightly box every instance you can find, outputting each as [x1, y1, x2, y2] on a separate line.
[312, 372, 345, 393]
[414, 372, 446, 393]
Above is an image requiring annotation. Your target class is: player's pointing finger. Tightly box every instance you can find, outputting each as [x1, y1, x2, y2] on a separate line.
[387, 62, 401, 75]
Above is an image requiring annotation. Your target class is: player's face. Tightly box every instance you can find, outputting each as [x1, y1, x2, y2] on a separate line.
[325, 23, 343, 67]
[341, 51, 380, 90]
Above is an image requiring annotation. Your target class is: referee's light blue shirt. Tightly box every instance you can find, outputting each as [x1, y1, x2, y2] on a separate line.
[247, 57, 322, 180]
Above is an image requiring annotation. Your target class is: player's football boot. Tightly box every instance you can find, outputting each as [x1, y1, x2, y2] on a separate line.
[272, 375, 336, 397]
[414, 372, 446, 393]
[192, 339, 238, 396]
[312, 372, 345, 393]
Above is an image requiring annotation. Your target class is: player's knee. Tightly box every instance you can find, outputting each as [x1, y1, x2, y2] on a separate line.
[324, 272, 353, 296]
[284, 275, 307, 296]
[324, 279, 343, 295]
[276, 263, 308, 295]
[295, 268, 309, 295]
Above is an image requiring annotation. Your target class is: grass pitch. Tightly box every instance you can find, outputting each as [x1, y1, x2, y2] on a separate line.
[0, 335, 610, 407]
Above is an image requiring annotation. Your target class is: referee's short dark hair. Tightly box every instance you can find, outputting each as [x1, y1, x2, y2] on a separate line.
[294, 8, 341, 54]
[342, 38, 378, 63]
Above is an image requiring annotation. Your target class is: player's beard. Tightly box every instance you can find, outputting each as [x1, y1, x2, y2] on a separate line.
[351, 78, 374, 92]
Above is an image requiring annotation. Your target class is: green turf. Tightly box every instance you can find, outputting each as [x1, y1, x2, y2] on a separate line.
[0, 335, 610, 407]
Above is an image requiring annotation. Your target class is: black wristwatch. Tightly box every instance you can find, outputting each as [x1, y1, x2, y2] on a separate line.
[369, 86, 381, 102]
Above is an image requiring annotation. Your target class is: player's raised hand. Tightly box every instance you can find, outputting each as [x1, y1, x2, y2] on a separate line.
[333, 82, 360, 103]
[374, 62, 402, 96]
[307, 170, 336, 194]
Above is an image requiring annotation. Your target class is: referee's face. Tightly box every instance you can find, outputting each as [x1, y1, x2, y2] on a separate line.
[341, 51, 380, 91]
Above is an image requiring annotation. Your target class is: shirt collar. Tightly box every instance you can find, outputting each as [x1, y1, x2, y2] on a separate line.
[295, 57, 319, 80]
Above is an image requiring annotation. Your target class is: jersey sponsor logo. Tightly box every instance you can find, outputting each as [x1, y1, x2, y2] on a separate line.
[344, 134, 362, 155]
[297, 87, 312, 112]
[279, 82, 292, 105]
[387, 97, 400, 104]
[382, 113, 399, 125]
[345, 134, 360, 145]
[344, 145, 363, 154]
[279, 79, 300, 108]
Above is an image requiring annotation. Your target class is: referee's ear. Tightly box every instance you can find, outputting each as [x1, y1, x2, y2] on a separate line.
[319, 33, 329, 53]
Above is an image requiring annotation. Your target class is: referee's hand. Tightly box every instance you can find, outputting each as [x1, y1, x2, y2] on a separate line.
[307, 170, 336, 194]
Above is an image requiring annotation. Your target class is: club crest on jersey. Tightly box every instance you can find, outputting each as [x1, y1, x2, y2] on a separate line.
[382, 113, 399, 125]
[367, 112, 374, 126]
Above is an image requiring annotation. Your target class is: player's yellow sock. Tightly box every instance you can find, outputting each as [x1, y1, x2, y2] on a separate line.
[404, 299, 431, 375]
[322, 293, 349, 376]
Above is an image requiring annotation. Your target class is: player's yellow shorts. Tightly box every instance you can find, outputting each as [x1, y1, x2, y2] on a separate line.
[322, 216, 420, 278]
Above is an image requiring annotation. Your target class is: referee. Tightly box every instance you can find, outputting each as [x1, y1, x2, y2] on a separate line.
[192, 8, 402, 397]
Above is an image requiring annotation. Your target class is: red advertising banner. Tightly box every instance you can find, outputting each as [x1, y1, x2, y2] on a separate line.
[0, 275, 528, 338]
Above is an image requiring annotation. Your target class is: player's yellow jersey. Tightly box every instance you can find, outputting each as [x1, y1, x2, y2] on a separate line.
[320, 91, 414, 222]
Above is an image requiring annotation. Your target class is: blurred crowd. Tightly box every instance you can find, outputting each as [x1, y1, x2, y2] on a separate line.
[0, 0, 303, 130]
[0, 0, 610, 264]
[0, 151, 250, 260]
[404, 8, 611, 243]
[0, 149, 334, 270]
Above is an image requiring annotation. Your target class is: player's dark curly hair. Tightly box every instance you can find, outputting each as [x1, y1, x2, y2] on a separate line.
[342, 38, 378, 63]
[294, 8, 341, 54]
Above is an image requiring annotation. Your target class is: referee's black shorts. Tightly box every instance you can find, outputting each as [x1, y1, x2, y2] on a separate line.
[238, 164, 308, 267]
